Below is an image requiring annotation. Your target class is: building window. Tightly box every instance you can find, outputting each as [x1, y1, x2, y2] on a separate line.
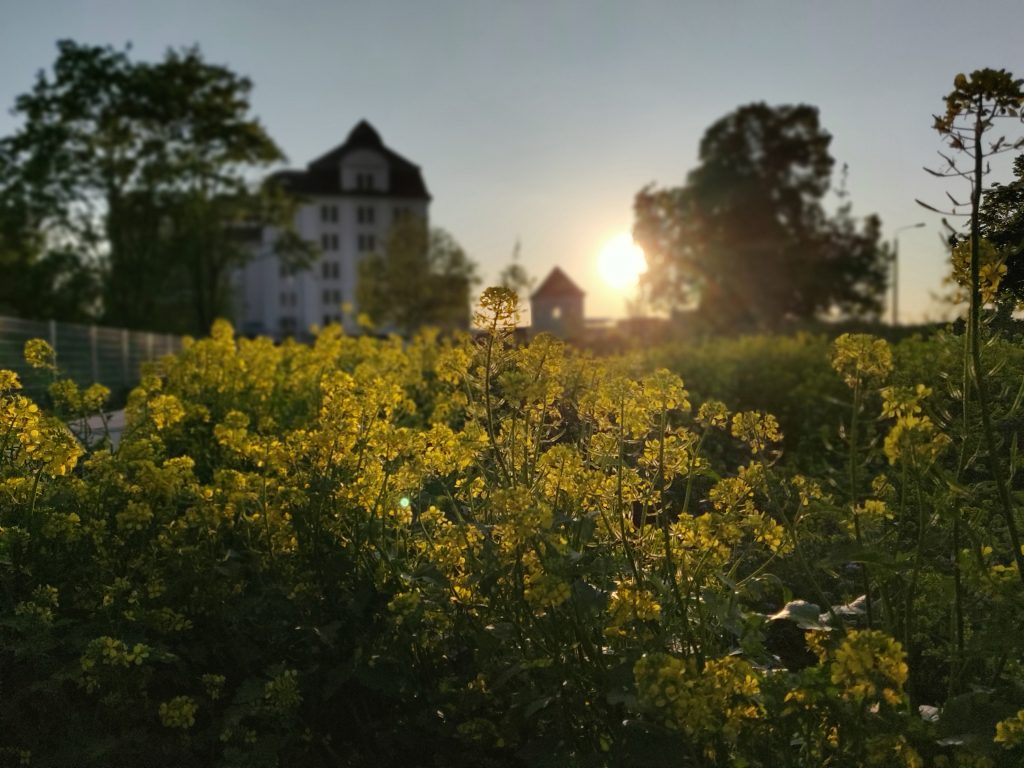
[358, 234, 376, 252]
[321, 261, 329, 279]
[320, 205, 338, 222]
[320, 234, 339, 251]
[322, 289, 331, 304]
[357, 205, 376, 224]
[356, 172, 374, 191]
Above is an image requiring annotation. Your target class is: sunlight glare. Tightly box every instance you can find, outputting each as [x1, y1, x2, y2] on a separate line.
[598, 233, 647, 291]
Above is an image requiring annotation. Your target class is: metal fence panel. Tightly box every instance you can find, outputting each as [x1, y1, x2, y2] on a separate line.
[0, 315, 184, 402]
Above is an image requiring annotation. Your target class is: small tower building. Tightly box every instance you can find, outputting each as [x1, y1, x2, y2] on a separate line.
[530, 267, 584, 339]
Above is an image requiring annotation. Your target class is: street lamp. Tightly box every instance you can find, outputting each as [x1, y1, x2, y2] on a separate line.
[892, 222, 926, 326]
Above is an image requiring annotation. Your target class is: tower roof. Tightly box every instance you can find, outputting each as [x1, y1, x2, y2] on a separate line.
[268, 120, 430, 200]
[531, 267, 585, 300]
[343, 119, 384, 150]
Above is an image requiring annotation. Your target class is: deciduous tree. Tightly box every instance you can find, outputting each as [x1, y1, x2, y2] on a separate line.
[357, 217, 478, 334]
[0, 40, 304, 333]
[0, 149, 100, 321]
[634, 103, 887, 330]
[980, 153, 1024, 309]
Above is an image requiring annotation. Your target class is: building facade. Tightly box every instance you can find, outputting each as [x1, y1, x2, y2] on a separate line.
[233, 120, 431, 338]
[530, 267, 585, 339]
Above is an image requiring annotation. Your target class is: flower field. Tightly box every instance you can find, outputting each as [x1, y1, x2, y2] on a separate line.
[2, 289, 1024, 767]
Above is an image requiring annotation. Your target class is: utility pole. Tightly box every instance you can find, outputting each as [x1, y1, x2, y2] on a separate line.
[892, 223, 926, 325]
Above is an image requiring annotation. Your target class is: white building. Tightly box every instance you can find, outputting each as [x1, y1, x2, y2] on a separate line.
[233, 120, 431, 338]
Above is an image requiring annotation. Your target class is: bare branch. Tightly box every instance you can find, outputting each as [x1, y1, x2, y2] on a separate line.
[916, 198, 955, 214]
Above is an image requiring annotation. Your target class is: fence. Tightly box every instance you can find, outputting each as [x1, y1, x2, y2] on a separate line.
[0, 315, 183, 402]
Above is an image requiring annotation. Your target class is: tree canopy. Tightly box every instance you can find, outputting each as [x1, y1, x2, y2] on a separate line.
[634, 103, 887, 331]
[980, 154, 1024, 308]
[0, 40, 304, 333]
[357, 217, 479, 335]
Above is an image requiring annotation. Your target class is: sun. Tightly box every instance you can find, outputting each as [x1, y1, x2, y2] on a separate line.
[598, 233, 647, 290]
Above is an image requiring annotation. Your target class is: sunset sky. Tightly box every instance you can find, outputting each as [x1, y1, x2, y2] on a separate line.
[1, 0, 1022, 321]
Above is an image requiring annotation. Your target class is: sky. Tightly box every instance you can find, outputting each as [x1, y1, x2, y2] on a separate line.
[1, 0, 1022, 322]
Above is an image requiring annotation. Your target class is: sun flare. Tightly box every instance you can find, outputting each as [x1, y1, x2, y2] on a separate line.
[598, 233, 647, 291]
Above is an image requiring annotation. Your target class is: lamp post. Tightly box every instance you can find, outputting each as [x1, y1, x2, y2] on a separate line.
[892, 222, 926, 326]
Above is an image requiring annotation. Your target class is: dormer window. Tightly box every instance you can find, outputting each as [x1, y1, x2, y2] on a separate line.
[356, 172, 374, 191]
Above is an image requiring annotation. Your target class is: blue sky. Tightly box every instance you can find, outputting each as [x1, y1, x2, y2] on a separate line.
[2, 0, 1022, 320]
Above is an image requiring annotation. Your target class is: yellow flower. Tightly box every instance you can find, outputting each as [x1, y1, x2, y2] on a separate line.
[158, 696, 198, 729]
[829, 629, 908, 706]
[0, 370, 22, 392]
[697, 399, 729, 429]
[995, 708, 1024, 747]
[263, 668, 302, 714]
[831, 334, 892, 388]
[634, 653, 762, 740]
[605, 579, 661, 638]
[731, 411, 782, 454]
[23, 339, 57, 372]
[950, 238, 1006, 304]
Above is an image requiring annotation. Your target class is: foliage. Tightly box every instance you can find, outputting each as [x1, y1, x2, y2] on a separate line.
[0, 147, 101, 321]
[633, 103, 888, 330]
[498, 239, 536, 316]
[3, 299, 1024, 766]
[980, 154, 1024, 309]
[643, 333, 849, 470]
[922, 68, 1024, 582]
[0, 39, 305, 333]
[357, 217, 479, 334]
[4, 66, 1024, 768]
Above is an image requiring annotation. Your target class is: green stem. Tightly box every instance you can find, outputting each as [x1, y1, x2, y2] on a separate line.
[848, 380, 874, 628]
[482, 321, 512, 487]
[969, 103, 1024, 585]
[949, 509, 965, 697]
[655, 403, 694, 655]
[616, 396, 641, 584]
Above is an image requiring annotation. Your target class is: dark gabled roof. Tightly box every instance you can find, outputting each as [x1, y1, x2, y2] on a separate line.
[531, 267, 585, 299]
[268, 120, 431, 200]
